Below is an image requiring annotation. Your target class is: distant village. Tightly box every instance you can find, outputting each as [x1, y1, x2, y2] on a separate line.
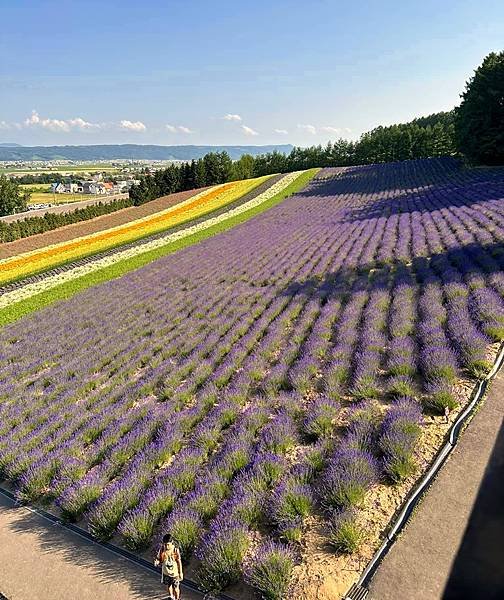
[51, 176, 140, 196]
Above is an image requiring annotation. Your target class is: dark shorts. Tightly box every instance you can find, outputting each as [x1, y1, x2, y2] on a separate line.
[162, 574, 180, 589]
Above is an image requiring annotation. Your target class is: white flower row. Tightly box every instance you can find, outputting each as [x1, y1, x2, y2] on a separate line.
[0, 171, 305, 310]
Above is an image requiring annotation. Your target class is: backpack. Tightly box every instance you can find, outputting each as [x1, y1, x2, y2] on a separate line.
[160, 542, 179, 578]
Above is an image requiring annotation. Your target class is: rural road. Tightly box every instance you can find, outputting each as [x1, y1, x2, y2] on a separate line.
[0, 194, 129, 223]
[0, 494, 200, 600]
[369, 372, 504, 600]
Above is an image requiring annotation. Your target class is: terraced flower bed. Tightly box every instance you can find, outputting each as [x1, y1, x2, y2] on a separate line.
[0, 175, 272, 285]
[0, 158, 503, 599]
[0, 188, 209, 259]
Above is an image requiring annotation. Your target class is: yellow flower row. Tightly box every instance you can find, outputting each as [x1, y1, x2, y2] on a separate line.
[0, 175, 271, 284]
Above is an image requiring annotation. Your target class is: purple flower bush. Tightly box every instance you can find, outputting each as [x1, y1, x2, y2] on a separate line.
[196, 517, 250, 595]
[379, 398, 422, 482]
[346, 401, 381, 451]
[244, 541, 296, 600]
[424, 377, 458, 413]
[163, 508, 203, 559]
[302, 396, 340, 439]
[327, 508, 364, 554]
[320, 446, 380, 509]
[270, 480, 313, 542]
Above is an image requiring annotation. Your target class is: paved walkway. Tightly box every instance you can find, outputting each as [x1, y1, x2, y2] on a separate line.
[0, 494, 200, 600]
[369, 372, 504, 600]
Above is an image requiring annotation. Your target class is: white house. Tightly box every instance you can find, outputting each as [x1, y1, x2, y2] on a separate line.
[51, 182, 66, 193]
[89, 182, 106, 195]
[51, 182, 78, 193]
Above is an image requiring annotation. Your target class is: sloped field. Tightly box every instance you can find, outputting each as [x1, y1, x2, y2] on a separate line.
[0, 158, 503, 598]
[0, 175, 273, 284]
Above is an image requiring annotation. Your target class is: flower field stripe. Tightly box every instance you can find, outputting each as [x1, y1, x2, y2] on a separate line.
[0, 184, 227, 269]
[0, 169, 318, 326]
[0, 188, 211, 261]
[0, 176, 272, 285]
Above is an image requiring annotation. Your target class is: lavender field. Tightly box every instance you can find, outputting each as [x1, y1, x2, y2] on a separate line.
[1, 157, 504, 598]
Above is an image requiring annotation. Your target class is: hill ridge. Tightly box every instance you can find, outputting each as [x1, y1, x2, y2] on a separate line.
[0, 143, 293, 162]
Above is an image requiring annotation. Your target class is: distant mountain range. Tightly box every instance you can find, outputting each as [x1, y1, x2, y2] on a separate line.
[0, 144, 293, 161]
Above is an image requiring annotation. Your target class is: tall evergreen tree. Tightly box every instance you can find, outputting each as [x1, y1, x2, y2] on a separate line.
[231, 154, 255, 180]
[195, 159, 207, 187]
[0, 175, 29, 216]
[202, 152, 221, 184]
[455, 51, 504, 165]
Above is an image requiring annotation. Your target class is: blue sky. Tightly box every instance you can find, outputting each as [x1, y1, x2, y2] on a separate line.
[1, 0, 503, 147]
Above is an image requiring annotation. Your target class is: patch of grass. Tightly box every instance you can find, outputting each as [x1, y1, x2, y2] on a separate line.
[0, 169, 319, 327]
[27, 191, 105, 205]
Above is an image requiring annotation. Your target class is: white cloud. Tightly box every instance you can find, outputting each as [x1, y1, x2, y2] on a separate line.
[320, 126, 352, 135]
[119, 119, 146, 132]
[67, 117, 100, 130]
[297, 124, 317, 135]
[274, 128, 288, 135]
[166, 124, 194, 134]
[0, 121, 10, 130]
[241, 125, 259, 136]
[24, 110, 101, 132]
[222, 113, 242, 122]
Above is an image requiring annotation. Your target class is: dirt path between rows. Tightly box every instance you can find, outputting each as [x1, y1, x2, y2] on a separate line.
[368, 372, 504, 600]
[0, 494, 200, 600]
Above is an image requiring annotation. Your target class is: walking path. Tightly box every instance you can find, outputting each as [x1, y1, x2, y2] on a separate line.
[0, 494, 200, 600]
[369, 372, 504, 600]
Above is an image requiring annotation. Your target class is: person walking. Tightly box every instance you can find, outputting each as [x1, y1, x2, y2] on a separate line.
[154, 533, 184, 600]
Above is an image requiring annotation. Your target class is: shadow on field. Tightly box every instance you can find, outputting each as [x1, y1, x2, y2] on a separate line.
[1, 494, 168, 600]
[442, 418, 504, 600]
[278, 242, 504, 299]
[297, 158, 463, 196]
[296, 159, 504, 219]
